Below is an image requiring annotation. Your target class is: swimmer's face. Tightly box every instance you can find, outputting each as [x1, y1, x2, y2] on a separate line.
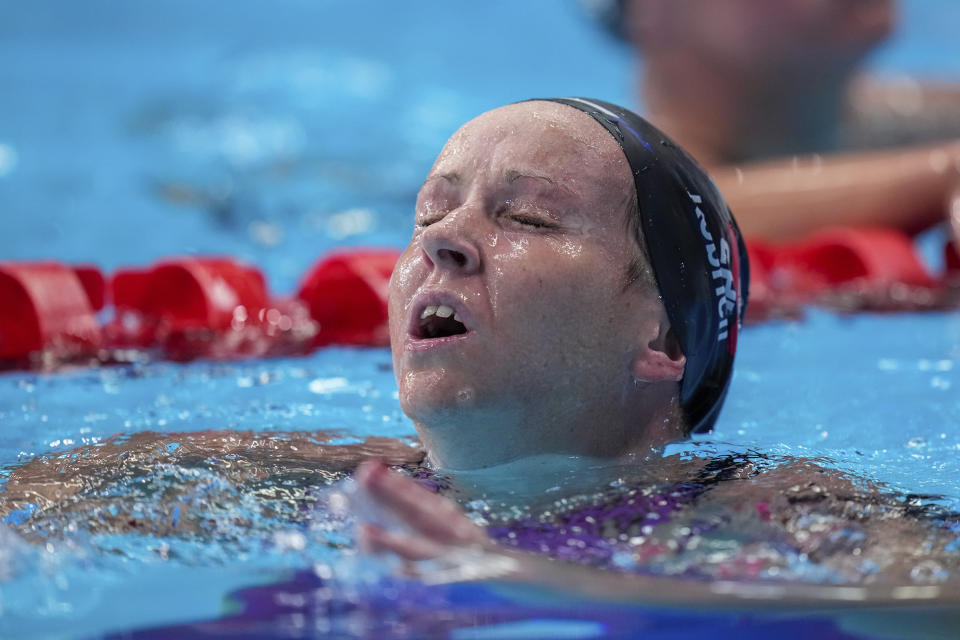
[388, 102, 670, 463]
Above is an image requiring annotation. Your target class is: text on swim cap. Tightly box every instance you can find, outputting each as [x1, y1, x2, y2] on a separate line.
[688, 192, 737, 342]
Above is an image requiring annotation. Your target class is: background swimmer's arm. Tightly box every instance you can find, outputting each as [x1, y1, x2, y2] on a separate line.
[711, 139, 960, 242]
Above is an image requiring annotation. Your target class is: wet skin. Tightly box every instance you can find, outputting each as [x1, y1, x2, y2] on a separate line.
[388, 101, 684, 470]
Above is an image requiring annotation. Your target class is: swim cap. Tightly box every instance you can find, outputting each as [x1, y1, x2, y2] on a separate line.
[536, 98, 750, 434]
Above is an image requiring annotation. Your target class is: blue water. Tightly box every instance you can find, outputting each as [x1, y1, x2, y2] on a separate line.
[1, 1, 959, 638]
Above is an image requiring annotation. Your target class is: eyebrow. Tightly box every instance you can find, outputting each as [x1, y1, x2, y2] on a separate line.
[420, 169, 577, 198]
[504, 169, 577, 198]
[504, 169, 553, 185]
[421, 172, 459, 188]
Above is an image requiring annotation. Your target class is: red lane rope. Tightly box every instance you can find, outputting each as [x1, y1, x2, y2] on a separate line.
[746, 227, 960, 322]
[0, 249, 399, 370]
[1, 228, 958, 370]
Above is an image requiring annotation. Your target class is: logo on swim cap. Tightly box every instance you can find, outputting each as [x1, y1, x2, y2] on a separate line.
[688, 191, 737, 345]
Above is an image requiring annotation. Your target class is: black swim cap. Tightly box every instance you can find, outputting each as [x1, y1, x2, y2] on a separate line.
[537, 97, 750, 434]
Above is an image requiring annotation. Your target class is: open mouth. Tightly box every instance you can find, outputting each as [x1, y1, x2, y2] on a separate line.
[414, 304, 468, 339]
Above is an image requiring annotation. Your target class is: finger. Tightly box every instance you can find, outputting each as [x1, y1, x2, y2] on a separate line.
[355, 460, 486, 545]
[357, 523, 448, 562]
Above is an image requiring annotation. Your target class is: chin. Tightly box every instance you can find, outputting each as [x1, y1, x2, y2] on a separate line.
[397, 372, 482, 422]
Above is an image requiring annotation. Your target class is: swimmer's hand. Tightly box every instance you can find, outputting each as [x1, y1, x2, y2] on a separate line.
[354, 460, 495, 566]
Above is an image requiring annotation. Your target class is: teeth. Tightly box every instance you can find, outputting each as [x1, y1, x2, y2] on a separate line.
[419, 303, 463, 323]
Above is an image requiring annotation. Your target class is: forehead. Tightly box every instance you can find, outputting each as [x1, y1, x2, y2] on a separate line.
[428, 102, 632, 201]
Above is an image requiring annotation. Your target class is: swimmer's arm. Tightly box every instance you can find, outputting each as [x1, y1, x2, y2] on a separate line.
[169, 430, 423, 473]
[0, 431, 173, 513]
[700, 462, 960, 582]
[710, 138, 960, 241]
[0, 431, 423, 517]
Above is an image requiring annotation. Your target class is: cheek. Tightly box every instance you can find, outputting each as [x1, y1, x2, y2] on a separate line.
[557, 237, 585, 261]
[388, 249, 418, 310]
[387, 249, 422, 342]
[489, 243, 625, 337]
[500, 231, 529, 257]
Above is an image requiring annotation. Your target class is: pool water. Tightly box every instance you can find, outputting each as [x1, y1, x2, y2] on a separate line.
[4, 314, 959, 638]
[2, 1, 960, 638]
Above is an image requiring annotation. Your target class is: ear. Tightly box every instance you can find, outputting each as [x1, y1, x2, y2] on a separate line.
[630, 312, 686, 383]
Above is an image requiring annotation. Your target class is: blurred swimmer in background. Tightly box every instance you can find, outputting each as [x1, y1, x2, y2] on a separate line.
[588, 0, 960, 243]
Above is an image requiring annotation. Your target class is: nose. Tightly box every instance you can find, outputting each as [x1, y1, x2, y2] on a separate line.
[420, 211, 482, 275]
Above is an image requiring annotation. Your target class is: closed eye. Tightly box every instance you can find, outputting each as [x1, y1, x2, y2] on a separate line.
[415, 208, 450, 228]
[415, 215, 442, 228]
[509, 215, 554, 229]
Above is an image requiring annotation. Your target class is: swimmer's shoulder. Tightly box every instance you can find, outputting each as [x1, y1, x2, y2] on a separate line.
[653, 453, 874, 522]
[651, 451, 760, 485]
[694, 456, 864, 507]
